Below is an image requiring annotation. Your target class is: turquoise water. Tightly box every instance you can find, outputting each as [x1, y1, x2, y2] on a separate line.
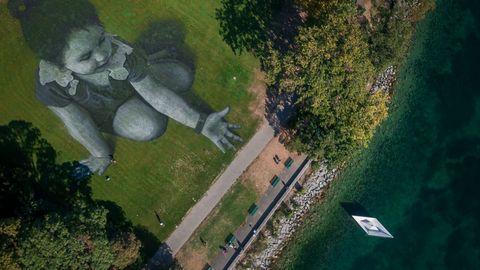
[277, 0, 480, 269]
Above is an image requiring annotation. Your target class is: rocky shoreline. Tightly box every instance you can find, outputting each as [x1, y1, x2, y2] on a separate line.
[370, 66, 396, 94]
[240, 165, 337, 269]
[240, 66, 397, 269]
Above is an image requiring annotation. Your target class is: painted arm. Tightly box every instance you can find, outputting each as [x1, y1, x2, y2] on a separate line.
[131, 75, 242, 152]
[49, 104, 112, 174]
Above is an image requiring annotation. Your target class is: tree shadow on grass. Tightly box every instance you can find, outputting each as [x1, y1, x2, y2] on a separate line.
[133, 226, 163, 262]
[215, 0, 303, 56]
[0, 121, 165, 267]
[340, 202, 371, 217]
[97, 200, 133, 233]
[0, 120, 92, 218]
[215, 0, 305, 134]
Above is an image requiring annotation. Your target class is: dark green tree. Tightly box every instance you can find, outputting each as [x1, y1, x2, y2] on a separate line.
[18, 209, 114, 270]
[0, 121, 140, 269]
[366, 0, 436, 70]
[266, 1, 389, 165]
[216, 0, 285, 55]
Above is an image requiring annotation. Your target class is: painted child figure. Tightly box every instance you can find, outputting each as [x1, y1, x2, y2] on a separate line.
[9, 0, 242, 174]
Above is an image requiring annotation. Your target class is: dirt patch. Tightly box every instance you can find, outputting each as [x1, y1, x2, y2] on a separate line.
[248, 69, 267, 123]
[176, 245, 209, 270]
[357, 0, 373, 25]
[242, 137, 301, 195]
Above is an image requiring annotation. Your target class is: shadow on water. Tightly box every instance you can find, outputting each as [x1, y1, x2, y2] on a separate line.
[340, 202, 371, 217]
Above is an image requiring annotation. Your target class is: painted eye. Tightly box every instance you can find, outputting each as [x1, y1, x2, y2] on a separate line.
[80, 52, 92, 61]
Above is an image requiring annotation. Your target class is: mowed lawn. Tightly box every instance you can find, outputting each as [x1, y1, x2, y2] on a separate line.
[0, 0, 259, 243]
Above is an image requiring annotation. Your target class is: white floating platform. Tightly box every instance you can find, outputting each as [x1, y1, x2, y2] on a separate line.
[352, 215, 394, 238]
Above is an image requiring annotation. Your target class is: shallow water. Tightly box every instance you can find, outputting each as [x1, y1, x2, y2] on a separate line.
[277, 0, 480, 269]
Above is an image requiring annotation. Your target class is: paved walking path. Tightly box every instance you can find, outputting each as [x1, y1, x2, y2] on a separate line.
[149, 123, 275, 266]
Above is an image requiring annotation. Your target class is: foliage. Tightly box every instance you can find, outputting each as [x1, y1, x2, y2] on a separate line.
[215, 0, 285, 55]
[216, 0, 392, 165]
[0, 121, 140, 269]
[111, 232, 142, 269]
[275, 0, 480, 267]
[296, 0, 354, 24]
[267, 2, 389, 165]
[18, 209, 114, 270]
[0, 218, 21, 270]
[367, 0, 436, 70]
[214, 0, 437, 167]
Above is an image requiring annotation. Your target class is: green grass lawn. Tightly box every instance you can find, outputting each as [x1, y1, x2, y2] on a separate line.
[186, 180, 259, 262]
[0, 0, 259, 246]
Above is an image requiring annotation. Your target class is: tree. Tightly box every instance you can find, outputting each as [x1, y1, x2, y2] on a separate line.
[215, 0, 285, 55]
[267, 1, 389, 165]
[366, 0, 436, 70]
[0, 218, 21, 270]
[0, 121, 141, 269]
[18, 209, 114, 270]
[111, 232, 142, 269]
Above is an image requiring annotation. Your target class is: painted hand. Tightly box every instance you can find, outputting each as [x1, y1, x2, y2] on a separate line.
[80, 155, 112, 175]
[201, 107, 242, 153]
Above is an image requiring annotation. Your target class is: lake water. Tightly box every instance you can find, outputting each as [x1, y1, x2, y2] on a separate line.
[277, 0, 480, 269]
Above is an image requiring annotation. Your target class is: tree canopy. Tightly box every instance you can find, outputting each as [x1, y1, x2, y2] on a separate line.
[0, 121, 140, 270]
[265, 1, 389, 165]
[216, 0, 435, 165]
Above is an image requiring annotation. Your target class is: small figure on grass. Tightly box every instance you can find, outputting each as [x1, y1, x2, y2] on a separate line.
[200, 237, 207, 246]
[154, 210, 165, 227]
[109, 154, 117, 165]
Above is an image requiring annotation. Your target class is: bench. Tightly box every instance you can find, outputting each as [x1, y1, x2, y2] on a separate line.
[284, 157, 294, 169]
[270, 175, 281, 187]
[248, 203, 259, 216]
[225, 233, 236, 245]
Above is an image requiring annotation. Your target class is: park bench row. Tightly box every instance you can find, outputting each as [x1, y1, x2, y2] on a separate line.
[223, 157, 295, 246]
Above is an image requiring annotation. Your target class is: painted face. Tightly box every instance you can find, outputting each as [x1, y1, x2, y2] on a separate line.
[63, 25, 112, 75]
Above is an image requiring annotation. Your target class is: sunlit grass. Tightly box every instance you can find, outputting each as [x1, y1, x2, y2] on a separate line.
[0, 0, 259, 245]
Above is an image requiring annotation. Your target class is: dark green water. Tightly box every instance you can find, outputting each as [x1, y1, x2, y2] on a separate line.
[277, 0, 480, 269]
